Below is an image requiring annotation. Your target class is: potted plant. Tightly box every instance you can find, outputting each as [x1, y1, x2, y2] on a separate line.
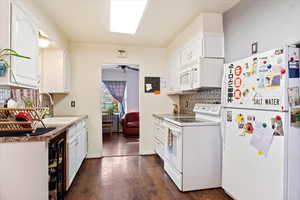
[0, 48, 30, 80]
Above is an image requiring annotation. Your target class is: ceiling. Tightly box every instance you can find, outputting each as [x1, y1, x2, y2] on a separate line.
[34, 0, 240, 47]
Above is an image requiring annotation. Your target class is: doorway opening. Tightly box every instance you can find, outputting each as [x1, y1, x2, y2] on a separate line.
[101, 64, 140, 157]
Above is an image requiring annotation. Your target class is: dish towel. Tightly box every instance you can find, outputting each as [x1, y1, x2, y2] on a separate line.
[167, 128, 173, 147]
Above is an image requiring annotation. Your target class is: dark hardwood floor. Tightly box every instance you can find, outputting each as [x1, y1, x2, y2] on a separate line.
[65, 155, 232, 200]
[102, 133, 139, 157]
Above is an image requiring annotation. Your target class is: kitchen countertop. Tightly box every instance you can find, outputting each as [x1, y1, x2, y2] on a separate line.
[153, 113, 195, 119]
[0, 115, 88, 143]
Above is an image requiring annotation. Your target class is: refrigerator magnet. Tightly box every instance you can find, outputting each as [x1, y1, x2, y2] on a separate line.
[242, 89, 250, 97]
[244, 122, 254, 134]
[291, 108, 300, 127]
[288, 87, 300, 106]
[270, 75, 281, 87]
[247, 115, 254, 121]
[236, 114, 244, 122]
[238, 122, 245, 129]
[288, 59, 299, 78]
[271, 118, 284, 136]
[227, 111, 233, 122]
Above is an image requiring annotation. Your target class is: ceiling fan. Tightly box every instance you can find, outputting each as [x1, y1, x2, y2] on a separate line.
[115, 65, 139, 73]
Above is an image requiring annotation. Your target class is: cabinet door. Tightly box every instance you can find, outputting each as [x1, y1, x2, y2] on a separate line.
[63, 51, 71, 92]
[168, 49, 181, 91]
[68, 139, 77, 186]
[41, 48, 71, 93]
[11, 3, 38, 87]
[190, 36, 203, 61]
[202, 32, 224, 58]
[77, 131, 86, 164]
[83, 130, 87, 157]
[192, 67, 200, 89]
[180, 69, 193, 91]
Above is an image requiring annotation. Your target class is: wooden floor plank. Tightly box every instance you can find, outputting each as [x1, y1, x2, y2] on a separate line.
[65, 155, 232, 200]
[102, 133, 139, 157]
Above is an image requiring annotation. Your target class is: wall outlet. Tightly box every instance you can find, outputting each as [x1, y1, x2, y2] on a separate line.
[71, 100, 75, 108]
[252, 42, 258, 54]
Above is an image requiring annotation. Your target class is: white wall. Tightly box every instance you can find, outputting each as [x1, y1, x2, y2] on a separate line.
[18, 0, 68, 49]
[102, 68, 139, 112]
[53, 43, 174, 157]
[224, 0, 300, 62]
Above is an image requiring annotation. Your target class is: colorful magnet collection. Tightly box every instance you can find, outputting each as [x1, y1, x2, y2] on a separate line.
[234, 113, 284, 136]
[226, 49, 286, 106]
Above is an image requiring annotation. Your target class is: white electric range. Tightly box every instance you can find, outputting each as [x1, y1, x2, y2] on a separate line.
[163, 104, 222, 192]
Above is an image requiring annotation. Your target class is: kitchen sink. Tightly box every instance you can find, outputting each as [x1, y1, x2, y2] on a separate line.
[0, 128, 56, 137]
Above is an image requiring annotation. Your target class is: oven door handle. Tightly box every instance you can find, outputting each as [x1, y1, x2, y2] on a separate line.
[167, 128, 179, 137]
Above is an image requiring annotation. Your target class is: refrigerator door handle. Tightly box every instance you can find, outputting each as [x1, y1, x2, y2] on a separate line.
[220, 108, 226, 152]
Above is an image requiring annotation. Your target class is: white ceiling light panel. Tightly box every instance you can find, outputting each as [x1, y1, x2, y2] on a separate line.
[110, 0, 148, 34]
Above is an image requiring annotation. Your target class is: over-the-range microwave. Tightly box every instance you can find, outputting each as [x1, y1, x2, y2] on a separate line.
[179, 57, 224, 91]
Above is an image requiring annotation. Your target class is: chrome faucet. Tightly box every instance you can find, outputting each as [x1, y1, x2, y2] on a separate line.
[38, 92, 54, 107]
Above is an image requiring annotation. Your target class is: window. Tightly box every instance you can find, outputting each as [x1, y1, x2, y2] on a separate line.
[101, 83, 119, 113]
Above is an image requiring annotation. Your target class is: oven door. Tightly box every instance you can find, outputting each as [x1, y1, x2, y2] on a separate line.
[164, 122, 183, 172]
[180, 68, 193, 91]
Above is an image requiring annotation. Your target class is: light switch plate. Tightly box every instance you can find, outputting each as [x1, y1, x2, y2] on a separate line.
[71, 100, 75, 108]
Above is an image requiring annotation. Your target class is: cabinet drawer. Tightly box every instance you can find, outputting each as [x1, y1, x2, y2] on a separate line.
[154, 117, 162, 126]
[67, 125, 77, 140]
[76, 119, 86, 131]
[155, 127, 166, 144]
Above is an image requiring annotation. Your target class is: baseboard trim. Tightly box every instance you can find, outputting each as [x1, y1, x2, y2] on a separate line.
[86, 153, 102, 159]
[140, 150, 156, 155]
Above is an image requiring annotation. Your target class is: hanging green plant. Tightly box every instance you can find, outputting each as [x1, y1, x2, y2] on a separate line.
[0, 48, 31, 81]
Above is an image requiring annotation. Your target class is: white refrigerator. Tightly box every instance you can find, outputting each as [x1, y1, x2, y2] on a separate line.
[222, 46, 300, 200]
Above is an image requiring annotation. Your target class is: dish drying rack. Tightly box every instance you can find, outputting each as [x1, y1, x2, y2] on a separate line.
[0, 107, 48, 132]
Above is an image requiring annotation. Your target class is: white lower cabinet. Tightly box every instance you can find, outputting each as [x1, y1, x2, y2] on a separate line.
[153, 116, 167, 161]
[68, 136, 78, 186]
[67, 120, 87, 189]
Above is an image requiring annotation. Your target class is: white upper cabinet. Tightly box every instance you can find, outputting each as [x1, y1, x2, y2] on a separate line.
[11, 3, 39, 88]
[168, 13, 224, 92]
[0, 2, 39, 88]
[180, 32, 224, 70]
[202, 32, 224, 58]
[167, 49, 181, 92]
[0, 0, 10, 49]
[40, 48, 71, 93]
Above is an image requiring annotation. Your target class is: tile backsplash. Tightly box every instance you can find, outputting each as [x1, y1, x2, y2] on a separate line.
[179, 88, 221, 114]
[0, 88, 50, 108]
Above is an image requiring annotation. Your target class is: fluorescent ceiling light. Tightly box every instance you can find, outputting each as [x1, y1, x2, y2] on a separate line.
[110, 0, 148, 34]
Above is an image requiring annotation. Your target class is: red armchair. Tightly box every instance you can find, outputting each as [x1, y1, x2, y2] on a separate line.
[122, 112, 139, 136]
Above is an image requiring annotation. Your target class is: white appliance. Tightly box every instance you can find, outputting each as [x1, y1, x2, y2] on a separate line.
[179, 32, 224, 91]
[179, 58, 224, 91]
[163, 104, 222, 191]
[222, 46, 300, 200]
